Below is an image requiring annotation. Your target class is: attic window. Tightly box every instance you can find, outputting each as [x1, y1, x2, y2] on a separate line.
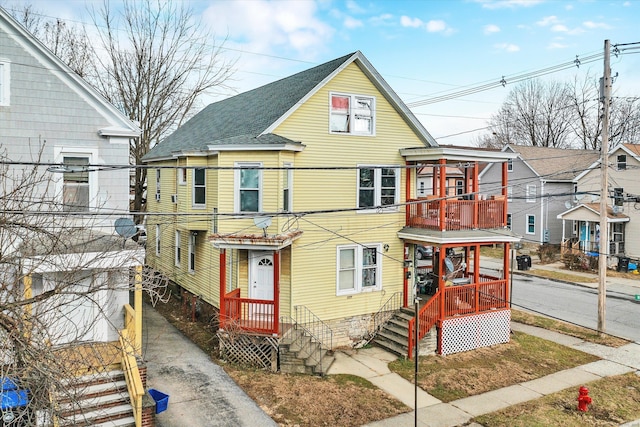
[330, 93, 374, 135]
[617, 154, 627, 170]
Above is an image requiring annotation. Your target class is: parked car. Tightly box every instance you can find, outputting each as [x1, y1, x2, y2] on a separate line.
[415, 245, 433, 260]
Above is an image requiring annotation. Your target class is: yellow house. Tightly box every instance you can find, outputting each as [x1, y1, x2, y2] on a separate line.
[143, 52, 520, 372]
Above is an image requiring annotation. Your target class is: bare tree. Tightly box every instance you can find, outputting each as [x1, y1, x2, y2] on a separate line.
[88, 0, 235, 222]
[0, 146, 167, 425]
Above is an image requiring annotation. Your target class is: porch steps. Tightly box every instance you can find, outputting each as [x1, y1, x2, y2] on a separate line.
[280, 328, 335, 376]
[373, 307, 437, 358]
[54, 370, 135, 427]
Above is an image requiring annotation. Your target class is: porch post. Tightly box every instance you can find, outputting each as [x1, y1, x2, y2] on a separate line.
[472, 161, 479, 228]
[273, 250, 280, 336]
[474, 244, 480, 284]
[439, 159, 447, 231]
[219, 248, 226, 322]
[439, 246, 446, 320]
[406, 161, 411, 226]
[504, 242, 510, 306]
[134, 265, 143, 355]
[502, 162, 508, 225]
[403, 243, 409, 307]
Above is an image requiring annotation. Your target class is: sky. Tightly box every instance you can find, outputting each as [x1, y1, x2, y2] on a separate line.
[15, 0, 640, 146]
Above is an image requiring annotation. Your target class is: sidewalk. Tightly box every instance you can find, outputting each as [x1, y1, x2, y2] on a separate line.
[326, 256, 640, 427]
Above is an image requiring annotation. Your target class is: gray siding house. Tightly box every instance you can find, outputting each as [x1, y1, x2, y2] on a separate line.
[479, 145, 599, 245]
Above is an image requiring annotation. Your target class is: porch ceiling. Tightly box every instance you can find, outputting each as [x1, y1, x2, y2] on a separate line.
[210, 230, 303, 250]
[398, 226, 521, 245]
[400, 145, 518, 163]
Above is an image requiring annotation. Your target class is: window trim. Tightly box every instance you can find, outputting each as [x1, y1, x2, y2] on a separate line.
[192, 167, 206, 208]
[329, 92, 376, 136]
[282, 162, 293, 212]
[507, 186, 513, 202]
[506, 213, 512, 230]
[234, 162, 263, 213]
[357, 165, 400, 212]
[188, 232, 196, 273]
[177, 168, 187, 185]
[0, 60, 10, 106]
[155, 168, 161, 201]
[175, 230, 181, 267]
[336, 243, 382, 296]
[525, 184, 536, 203]
[526, 214, 536, 235]
[54, 147, 98, 212]
[155, 224, 161, 256]
[617, 154, 627, 171]
[507, 159, 513, 172]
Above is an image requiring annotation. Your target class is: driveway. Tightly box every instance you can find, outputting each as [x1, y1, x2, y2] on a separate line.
[142, 303, 277, 427]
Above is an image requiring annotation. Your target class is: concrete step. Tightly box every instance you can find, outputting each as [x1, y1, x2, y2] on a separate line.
[58, 403, 133, 427]
[93, 416, 136, 427]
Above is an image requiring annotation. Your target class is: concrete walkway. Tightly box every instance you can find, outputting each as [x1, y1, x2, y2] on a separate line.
[327, 256, 640, 427]
[142, 303, 276, 427]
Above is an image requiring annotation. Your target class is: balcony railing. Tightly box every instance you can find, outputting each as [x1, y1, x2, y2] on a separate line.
[220, 289, 277, 335]
[407, 198, 505, 231]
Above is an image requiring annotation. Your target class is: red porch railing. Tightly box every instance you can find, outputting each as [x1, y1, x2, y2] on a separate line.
[407, 198, 505, 231]
[220, 289, 277, 335]
[408, 278, 508, 358]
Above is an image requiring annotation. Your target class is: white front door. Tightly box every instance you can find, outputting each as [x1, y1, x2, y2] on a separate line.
[249, 251, 274, 317]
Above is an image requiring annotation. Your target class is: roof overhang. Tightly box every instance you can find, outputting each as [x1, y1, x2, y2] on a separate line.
[398, 227, 521, 245]
[557, 204, 630, 222]
[210, 230, 303, 251]
[400, 146, 518, 163]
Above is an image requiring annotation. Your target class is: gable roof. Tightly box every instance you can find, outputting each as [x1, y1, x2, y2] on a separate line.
[143, 51, 437, 162]
[0, 7, 140, 137]
[481, 145, 599, 182]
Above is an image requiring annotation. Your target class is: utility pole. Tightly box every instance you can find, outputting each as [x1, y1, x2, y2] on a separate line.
[598, 39, 611, 335]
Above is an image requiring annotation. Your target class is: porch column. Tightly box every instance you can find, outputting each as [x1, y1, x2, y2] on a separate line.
[439, 159, 447, 231]
[439, 246, 446, 320]
[405, 161, 411, 226]
[134, 265, 142, 355]
[503, 242, 510, 306]
[502, 162, 508, 225]
[273, 250, 280, 336]
[403, 243, 409, 308]
[219, 248, 226, 322]
[474, 244, 480, 284]
[472, 161, 479, 229]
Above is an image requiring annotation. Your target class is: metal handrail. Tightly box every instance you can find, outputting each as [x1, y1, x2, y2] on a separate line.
[281, 312, 332, 375]
[294, 305, 333, 351]
[370, 291, 403, 338]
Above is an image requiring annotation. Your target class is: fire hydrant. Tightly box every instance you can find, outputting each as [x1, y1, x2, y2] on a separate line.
[577, 386, 592, 412]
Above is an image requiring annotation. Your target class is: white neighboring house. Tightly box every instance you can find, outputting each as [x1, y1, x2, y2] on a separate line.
[0, 7, 143, 346]
[558, 143, 640, 262]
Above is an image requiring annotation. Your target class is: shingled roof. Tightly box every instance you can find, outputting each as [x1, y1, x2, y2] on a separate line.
[143, 51, 436, 161]
[508, 145, 599, 181]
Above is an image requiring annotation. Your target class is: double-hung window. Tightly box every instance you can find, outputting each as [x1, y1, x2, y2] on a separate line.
[155, 224, 161, 256]
[188, 232, 196, 272]
[617, 154, 627, 170]
[507, 159, 513, 172]
[283, 163, 292, 212]
[175, 230, 181, 267]
[62, 156, 90, 212]
[177, 168, 187, 185]
[0, 61, 9, 106]
[525, 184, 536, 203]
[330, 93, 375, 135]
[358, 166, 399, 210]
[337, 244, 382, 295]
[526, 215, 535, 234]
[507, 186, 513, 202]
[155, 168, 161, 201]
[506, 213, 512, 230]
[236, 163, 262, 213]
[193, 168, 206, 207]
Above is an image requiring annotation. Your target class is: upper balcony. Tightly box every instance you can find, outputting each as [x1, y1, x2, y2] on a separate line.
[407, 195, 506, 231]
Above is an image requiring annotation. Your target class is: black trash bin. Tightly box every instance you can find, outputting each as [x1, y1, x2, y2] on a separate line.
[523, 255, 532, 270]
[618, 257, 630, 272]
[516, 255, 525, 271]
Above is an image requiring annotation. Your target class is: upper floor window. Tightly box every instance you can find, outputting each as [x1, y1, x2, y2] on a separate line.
[507, 159, 513, 172]
[155, 224, 161, 256]
[175, 230, 181, 267]
[336, 244, 382, 295]
[235, 162, 262, 213]
[358, 167, 399, 211]
[526, 215, 535, 234]
[0, 61, 9, 106]
[283, 163, 292, 212]
[617, 154, 627, 170]
[330, 93, 375, 135]
[62, 156, 90, 212]
[177, 168, 187, 185]
[193, 168, 206, 207]
[526, 184, 536, 203]
[506, 213, 512, 230]
[507, 186, 513, 202]
[155, 168, 161, 201]
[189, 232, 197, 272]
[455, 180, 464, 196]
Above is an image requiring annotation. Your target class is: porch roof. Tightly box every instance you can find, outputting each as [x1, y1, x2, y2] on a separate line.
[398, 227, 521, 245]
[209, 230, 303, 250]
[400, 145, 518, 163]
[557, 203, 629, 223]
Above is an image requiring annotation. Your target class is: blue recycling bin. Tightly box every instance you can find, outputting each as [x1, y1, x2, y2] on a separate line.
[148, 389, 169, 414]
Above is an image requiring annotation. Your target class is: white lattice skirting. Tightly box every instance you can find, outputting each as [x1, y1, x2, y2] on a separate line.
[441, 310, 511, 355]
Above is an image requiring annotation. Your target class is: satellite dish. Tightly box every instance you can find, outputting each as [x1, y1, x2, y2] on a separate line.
[115, 217, 137, 239]
[444, 257, 455, 273]
[575, 194, 585, 201]
[253, 216, 272, 237]
[565, 201, 572, 209]
[591, 195, 598, 202]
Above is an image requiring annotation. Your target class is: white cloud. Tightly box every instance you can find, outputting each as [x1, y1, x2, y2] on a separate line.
[345, 0, 366, 14]
[400, 16, 424, 28]
[537, 16, 559, 27]
[343, 16, 363, 29]
[551, 24, 568, 32]
[426, 19, 447, 33]
[583, 21, 612, 30]
[478, 0, 544, 10]
[494, 43, 520, 52]
[623, 1, 631, 5]
[484, 24, 500, 34]
[202, 0, 334, 58]
[547, 42, 569, 49]
[370, 13, 394, 26]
